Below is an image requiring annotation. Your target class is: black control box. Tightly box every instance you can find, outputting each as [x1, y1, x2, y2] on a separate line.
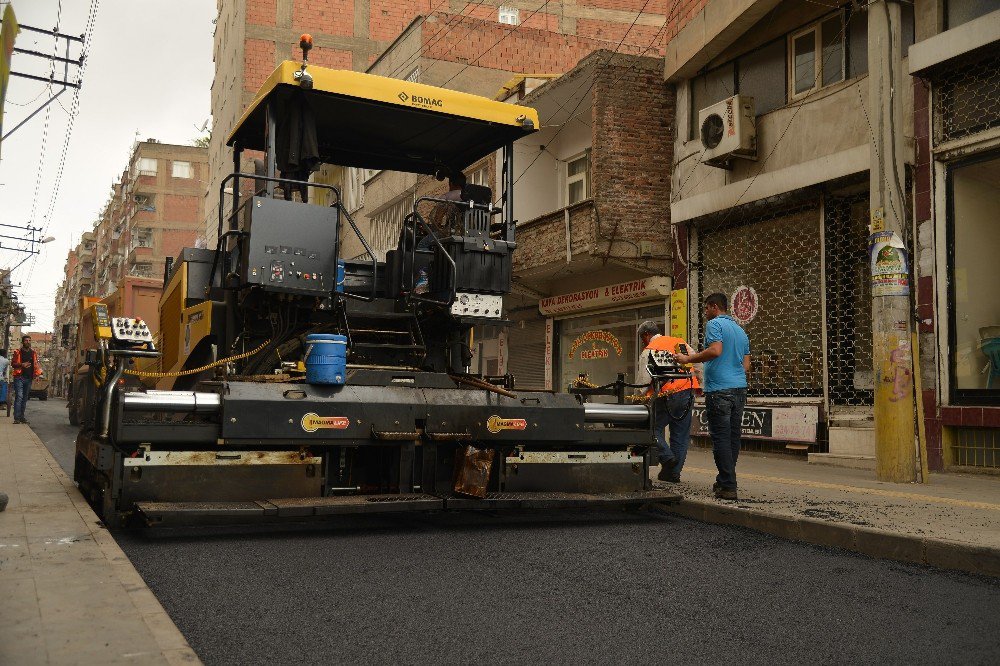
[241, 196, 339, 296]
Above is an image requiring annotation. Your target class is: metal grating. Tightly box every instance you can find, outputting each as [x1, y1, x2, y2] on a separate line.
[696, 202, 823, 398]
[824, 191, 874, 406]
[933, 49, 1000, 145]
[953, 427, 1000, 468]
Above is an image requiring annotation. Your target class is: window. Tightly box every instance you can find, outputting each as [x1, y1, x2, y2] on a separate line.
[789, 14, 844, 99]
[847, 8, 868, 78]
[136, 157, 158, 177]
[566, 153, 589, 206]
[369, 195, 413, 261]
[405, 67, 420, 83]
[735, 38, 786, 117]
[498, 5, 519, 25]
[171, 161, 193, 179]
[947, 154, 1000, 403]
[343, 167, 376, 213]
[133, 230, 153, 249]
[469, 166, 489, 187]
[134, 194, 155, 212]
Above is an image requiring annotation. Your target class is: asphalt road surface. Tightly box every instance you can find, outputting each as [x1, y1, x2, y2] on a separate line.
[32, 399, 1000, 665]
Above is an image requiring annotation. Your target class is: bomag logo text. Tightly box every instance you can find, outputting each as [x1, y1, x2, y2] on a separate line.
[400, 91, 444, 108]
[486, 415, 528, 434]
[301, 413, 351, 433]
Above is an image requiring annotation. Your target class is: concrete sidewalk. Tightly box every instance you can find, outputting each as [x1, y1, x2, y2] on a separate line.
[0, 419, 199, 665]
[658, 447, 1000, 576]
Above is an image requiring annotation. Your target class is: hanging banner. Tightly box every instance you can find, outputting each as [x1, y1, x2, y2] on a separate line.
[539, 276, 670, 316]
[669, 288, 687, 338]
[869, 231, 910, 297]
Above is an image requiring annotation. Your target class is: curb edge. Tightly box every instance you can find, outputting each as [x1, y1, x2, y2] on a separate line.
[663, 498, 1000, 578]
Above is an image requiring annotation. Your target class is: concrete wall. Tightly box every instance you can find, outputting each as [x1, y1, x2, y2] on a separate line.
[513, 121, 591, 225]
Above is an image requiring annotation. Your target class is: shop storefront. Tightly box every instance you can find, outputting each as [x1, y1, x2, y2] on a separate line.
[915, 35, 1000, 469]
[684, 184, 876, 451]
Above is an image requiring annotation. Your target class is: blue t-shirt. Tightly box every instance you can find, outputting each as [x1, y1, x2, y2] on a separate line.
[703, 315, 750, 393]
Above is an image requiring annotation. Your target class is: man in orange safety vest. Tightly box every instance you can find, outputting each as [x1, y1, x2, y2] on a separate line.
[11, 334, 42, 424]
[638, 321, 699, 483]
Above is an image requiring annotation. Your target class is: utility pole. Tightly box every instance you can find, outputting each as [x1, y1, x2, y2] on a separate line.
[868, 0, 925, 483]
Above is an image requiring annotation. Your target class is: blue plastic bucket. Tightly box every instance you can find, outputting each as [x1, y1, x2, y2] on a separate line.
[335, 260, 345, 294]
[305, 333, 348, 385]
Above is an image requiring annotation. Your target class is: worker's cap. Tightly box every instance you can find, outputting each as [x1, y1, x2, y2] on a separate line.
[637, 321, 659, 337]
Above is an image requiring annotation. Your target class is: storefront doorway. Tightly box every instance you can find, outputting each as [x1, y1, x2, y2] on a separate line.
[557, 306, 665, 401]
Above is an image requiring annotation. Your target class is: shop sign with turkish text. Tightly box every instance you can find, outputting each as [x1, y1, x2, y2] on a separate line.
[539, 276, 670, 316]
[690, 403, 818, 443]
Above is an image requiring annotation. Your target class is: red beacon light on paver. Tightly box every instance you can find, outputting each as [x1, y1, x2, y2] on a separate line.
[295, 34, 314, 89]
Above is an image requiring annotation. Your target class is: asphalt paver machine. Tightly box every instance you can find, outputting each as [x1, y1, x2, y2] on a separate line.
[74, 47, 680, 526]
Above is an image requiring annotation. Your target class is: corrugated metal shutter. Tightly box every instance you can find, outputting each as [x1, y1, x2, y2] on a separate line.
[508, 317, 546, 390]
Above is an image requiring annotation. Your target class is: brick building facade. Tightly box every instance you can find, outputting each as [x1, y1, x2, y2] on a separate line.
[206, 0, 703, 247]
[490, 51, 675, 391]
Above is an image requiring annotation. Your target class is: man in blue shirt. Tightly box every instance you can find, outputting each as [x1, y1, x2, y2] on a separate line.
[675, 293, 750, 500]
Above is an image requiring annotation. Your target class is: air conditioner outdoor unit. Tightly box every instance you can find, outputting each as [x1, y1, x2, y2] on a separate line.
[698, 94, 757, 168]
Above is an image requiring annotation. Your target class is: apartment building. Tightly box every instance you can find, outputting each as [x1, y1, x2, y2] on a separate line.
[51, 232, 95, 397]
[493, 51, 675, 391]
[122, 141, 208, 284]
[51, 141, 207, 396]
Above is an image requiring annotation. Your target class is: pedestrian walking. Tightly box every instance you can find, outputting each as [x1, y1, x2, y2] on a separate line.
[12, 335, 43, 425]
[675, 293, 750, 500]
[638, 321, 699, 483]
[0, 350, 9, 415]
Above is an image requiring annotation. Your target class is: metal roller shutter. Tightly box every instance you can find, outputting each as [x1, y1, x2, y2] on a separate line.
[507, 317, 547, 390]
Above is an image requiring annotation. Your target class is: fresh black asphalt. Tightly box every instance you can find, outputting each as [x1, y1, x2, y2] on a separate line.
[31, 399, 1000, 665]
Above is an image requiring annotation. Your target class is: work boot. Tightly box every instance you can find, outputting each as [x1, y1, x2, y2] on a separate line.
[714, 486, 738, 501]
[657, 459, 677, 482]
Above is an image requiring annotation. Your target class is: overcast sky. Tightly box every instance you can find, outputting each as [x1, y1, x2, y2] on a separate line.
[1, 0, 215, 330]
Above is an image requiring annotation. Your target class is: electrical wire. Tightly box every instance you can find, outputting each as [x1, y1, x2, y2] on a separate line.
[23, 0, 100, 289]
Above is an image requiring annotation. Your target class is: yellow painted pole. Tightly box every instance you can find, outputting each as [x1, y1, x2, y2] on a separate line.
[869, 1, 923, 483]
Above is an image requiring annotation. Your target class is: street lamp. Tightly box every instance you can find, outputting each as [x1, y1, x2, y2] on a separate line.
[7, 234, 56, 273]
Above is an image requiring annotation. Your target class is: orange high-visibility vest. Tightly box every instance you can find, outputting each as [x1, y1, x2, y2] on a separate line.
[12, 348, 42, 378]
[644, 334, 700, 397]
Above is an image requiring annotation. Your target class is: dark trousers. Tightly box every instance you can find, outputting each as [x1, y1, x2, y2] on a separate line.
[705, 388, 747, 490]
[652, 389, 694, 474]
[13, 376, 32, 421]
